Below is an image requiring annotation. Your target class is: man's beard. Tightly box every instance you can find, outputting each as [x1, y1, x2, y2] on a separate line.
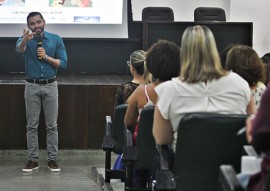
[34, 27, 44, 36]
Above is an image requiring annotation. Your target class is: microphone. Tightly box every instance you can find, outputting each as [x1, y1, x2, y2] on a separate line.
[36, 35, 43, 60]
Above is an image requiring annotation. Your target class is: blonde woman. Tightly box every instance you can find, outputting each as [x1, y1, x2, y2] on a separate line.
[153, 25, 256, 152]
[114, 50, 150, 108]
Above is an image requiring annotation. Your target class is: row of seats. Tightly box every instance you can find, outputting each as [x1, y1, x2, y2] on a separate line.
[94, 104, 265, 191]
[142, 7, 226, 22]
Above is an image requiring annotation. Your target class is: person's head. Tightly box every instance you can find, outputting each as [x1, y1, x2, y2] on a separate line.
[180, 25, 225, 83]
[128, 50, 146, 76]
[260, 53, 270, 85]
[145, 39, 180, 82]
[220, 44, 240, 69]
[225, 45, 263, 87]
[261, 53, 270, 64]
[27, 12, 45, 36]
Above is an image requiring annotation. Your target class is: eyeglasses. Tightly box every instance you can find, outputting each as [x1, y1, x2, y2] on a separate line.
[127, 60, 131, 67]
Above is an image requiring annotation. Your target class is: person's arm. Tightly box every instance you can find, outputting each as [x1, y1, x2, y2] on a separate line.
[17, 29, 34, 53]
[246, 94, 256, 115]
[38, 37, 67, 69]
[124, 88, 139, 128]
[152, 106, 173, 145]
[37, 48, 61, 68]
[245, 115, 255, 143]
[251, 86, 270, 152]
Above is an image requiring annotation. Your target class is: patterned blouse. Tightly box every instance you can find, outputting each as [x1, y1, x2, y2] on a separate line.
[251, 81, 266, 109]
[114, 81, 140, 107]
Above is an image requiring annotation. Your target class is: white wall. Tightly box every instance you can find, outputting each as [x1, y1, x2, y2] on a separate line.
[131, 0, 270, 56]
[132, 0, 229, 21]
[230, 0, 270, 57]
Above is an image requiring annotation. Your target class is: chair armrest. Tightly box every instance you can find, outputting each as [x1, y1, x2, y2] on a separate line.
[243, 145, 258, 157]
[105, 116, 112, 136]
[153, 145, 176, 191]
[156, 145, 171, 170]
[126, 129, 133, 147]
[153, 170, 176, 191]
[122, 129, 138, 163]
[218, 165, 244, 191]
[102, 116, 115, 151]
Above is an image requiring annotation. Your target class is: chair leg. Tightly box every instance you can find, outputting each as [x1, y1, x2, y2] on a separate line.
[105, 151, 112, 182]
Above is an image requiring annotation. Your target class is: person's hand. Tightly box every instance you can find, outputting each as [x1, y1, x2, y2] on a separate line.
[246, 115, 255, 143]
[37, 47, 47, 60]
[22, 29, 35, 43]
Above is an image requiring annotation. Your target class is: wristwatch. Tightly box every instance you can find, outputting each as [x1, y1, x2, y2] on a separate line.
[44, 55, 48, 61]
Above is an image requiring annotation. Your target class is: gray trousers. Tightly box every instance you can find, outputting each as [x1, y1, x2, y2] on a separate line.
[24, 81, 59, 161]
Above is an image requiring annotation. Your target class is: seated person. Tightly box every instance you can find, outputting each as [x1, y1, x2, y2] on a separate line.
[242, 84, 270, 191]
[124, 39, 181, 142]
[113, 49, 150, 170]
[260, 53, 270, 86]
[152, 25, 256, 152]
[219, 43, 238, 69]
[124, 39, 180, 188]
[225, 45, 266, 109]
[114, 49, 150, 108]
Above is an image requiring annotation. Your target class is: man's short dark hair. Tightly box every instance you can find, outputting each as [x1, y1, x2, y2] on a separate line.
[27, 12, 44, 23]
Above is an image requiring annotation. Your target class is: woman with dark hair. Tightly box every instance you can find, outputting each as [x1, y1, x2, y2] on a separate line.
[124, 39, 180, 137]
[124, 39, 180, 188]
[226, 45, 266, 109]
[260, 53, 270, 86]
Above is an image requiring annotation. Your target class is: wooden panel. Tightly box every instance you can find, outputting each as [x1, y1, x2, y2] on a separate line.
[0, 84, 118, 149]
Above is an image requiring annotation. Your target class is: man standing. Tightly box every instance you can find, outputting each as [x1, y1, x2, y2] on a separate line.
[16, 12, 68, 172]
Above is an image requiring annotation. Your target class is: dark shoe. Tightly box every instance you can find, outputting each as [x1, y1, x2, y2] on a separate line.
[22, 160, 39, 172]
[48, 160, 61, 172]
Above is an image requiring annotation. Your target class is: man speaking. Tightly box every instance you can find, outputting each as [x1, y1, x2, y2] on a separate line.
[16, 11, 68, 172]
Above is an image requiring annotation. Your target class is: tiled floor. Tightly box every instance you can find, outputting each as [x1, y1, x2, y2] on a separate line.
[0, 150, 117, 191]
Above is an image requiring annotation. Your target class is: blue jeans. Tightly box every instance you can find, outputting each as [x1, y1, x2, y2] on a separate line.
[24, 81, 59, 161]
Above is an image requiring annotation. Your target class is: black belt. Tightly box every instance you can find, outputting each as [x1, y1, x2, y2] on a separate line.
[26, 78, 56, 84]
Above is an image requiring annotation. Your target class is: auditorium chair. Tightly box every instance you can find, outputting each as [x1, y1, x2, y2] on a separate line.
[219, 166, 270, 191]
[194, 7, 226, 22]
[142, 7, 174, 21]
[100, 104, 128, 183]
[153, 113, 248, 191]
[122, 106, 155, 191]
[218, 145, 270, 191]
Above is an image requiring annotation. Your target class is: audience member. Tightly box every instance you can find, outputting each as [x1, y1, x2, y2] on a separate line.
[153, 25, 256, 152]
[124, 39, 180, 141]
[219, 43, 238, 68]
[124, 39, 180, 188]
[225, 45, 266, 109]
[260, 53, 270, 86]
[241, 85, 270, 191]
[114, 50, 149, 108]
[112, 50, 149, 171]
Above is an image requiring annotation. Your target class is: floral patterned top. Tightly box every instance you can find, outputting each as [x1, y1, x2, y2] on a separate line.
[251, 81, 266, 109]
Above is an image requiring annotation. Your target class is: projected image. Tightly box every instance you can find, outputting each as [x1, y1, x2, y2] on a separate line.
[49, 0, 92, 7]
[0, 0, 123, 24]
[74, 16, 99, 23]
[0, 0, 25, 7]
